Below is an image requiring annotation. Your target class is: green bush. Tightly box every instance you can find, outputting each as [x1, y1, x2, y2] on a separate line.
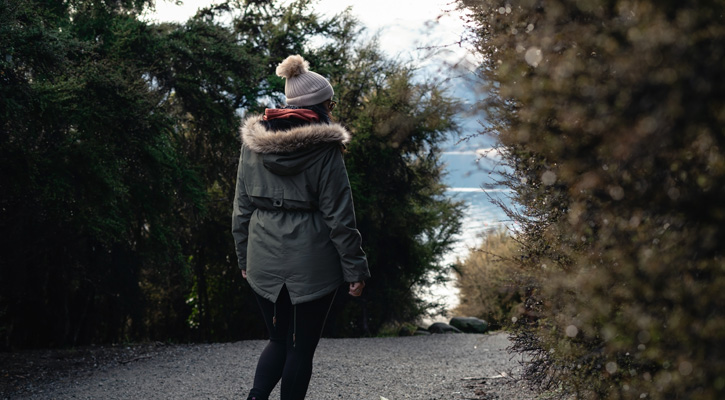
[454, 230, 527, 330]
[459, 0, 725, 398]
[0, 0, 462, 347]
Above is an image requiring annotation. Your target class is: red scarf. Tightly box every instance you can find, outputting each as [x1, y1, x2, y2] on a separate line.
[264, 108, 320, 122]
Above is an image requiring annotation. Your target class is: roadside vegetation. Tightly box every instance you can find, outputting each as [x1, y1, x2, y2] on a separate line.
[456, 0, 725, 399]
[454, 230, 525, 331]
[0, 0, 462, 348]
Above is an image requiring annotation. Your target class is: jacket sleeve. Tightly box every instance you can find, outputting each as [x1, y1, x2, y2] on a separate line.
[231, 147, 256, 271]
[318, 147, 371, 282]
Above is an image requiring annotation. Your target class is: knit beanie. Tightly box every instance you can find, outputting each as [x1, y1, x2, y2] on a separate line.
[275, 55, 334, 107]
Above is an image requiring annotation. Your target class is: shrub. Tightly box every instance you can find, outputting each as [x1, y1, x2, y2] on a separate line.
[454, 229, 527, 330]
[458, 0, 725, 398]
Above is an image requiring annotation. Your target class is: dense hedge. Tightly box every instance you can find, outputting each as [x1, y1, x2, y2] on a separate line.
[458, 0, 725, 398]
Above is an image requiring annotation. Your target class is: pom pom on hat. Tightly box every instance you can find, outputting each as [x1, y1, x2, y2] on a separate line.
[275, 54, 334, 107]
[276, 55, 309, 79]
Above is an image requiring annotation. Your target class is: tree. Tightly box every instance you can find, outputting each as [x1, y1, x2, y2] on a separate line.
[459, 0, 725, 398]
[164, 5, 466, 339]
[324, 36, 465, 335]
[1, 0, 199, 347]
[169, 0, 360, 342]
[0, 0, 335, 347]
[1, 0, 464, 347]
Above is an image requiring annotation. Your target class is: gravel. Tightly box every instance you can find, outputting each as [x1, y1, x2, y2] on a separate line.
[2, 332, 538, 400]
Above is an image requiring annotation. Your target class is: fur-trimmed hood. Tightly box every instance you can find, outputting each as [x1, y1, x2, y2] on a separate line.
[240, 114, 351, 154]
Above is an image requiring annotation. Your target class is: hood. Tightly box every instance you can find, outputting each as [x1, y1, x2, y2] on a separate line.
[240, 114, 352, 176]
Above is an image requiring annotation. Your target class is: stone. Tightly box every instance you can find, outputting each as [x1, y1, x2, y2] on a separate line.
[427, 322, 462, 334]
[449, 317, 488, 334]
[398, 325, 415, 336]
[413, 328, 431, 336]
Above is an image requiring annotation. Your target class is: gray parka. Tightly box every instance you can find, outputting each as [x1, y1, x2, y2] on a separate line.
[232, 114, 370, 305]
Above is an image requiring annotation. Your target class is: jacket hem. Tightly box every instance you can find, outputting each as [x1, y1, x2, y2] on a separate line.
[247, 279, 280, 303]
[247, 278, 343, 305]
[288, 281, 342, 305]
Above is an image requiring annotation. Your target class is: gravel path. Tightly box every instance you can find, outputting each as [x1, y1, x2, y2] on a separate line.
[3, 333, 537, 400]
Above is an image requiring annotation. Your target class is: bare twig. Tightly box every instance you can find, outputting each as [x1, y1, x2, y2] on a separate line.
[119, 355, 153, 365]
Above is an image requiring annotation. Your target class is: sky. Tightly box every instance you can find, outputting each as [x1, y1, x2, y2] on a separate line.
[143, 0, 493, 153]
[144, 0, 471, 64]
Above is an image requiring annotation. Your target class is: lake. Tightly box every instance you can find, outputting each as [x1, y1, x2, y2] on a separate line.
[418, 152, 514, 324]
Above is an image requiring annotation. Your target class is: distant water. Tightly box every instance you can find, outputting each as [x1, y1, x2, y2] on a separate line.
[419, 187, 513, 324]
[443, 188, 512, 265]
[439, 151, 513, 264]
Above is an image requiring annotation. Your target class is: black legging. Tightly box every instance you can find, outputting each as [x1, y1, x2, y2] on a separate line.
[248, 285, 337, 400]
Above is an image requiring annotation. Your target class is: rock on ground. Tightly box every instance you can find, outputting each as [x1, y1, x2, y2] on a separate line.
[1, 333, 538, 400]
[449, 317, 489, 334]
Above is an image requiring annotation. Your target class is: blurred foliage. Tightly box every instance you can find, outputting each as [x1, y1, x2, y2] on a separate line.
[0, 0, 462, 348]
[458, 0, 725, 398]
[454, 229, 526, 330]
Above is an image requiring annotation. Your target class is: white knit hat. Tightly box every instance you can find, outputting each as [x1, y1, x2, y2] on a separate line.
[275, 55, 334, 106]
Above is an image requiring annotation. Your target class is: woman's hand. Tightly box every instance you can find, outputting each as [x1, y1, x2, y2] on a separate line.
[241, 269, 247, 279]
[349, 281, 365, 297]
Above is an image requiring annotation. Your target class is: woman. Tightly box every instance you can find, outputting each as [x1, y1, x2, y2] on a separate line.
[232, 55, 370, 400]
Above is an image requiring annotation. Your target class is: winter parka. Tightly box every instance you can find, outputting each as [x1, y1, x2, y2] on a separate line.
[232, 114, 370, 305]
